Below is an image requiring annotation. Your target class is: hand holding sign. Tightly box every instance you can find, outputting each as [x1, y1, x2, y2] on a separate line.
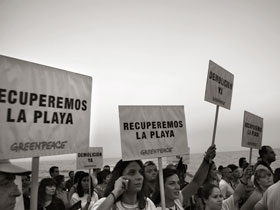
[204, 144, 216, 163]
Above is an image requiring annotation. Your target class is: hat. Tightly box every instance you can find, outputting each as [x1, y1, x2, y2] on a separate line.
[0, 159, 31, 175]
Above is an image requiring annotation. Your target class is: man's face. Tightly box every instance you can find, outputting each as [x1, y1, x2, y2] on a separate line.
[0, 173, 21, 210]
[266, 147, 276, 163]
[223, 168, 233, 180]
[69, 171, 74, 179]
[52, 168, 60, 177]
[144, 165, 158, 182]
[232, 168, 241, 179]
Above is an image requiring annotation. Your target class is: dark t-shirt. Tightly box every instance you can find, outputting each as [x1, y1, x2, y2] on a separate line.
[66, 179, 74, 191]
[38, 197, 65, 210]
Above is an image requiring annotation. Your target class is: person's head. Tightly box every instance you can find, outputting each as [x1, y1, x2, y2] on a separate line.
[152, 168, 180, 205]
[144, 161, 158, 182]
[274, 168, 280, 183]
[199, 184, 223, 210]
[74, 171, 85, 184]
[77, 172, 94, 197]
[165, 163, 176, 170]
[102, 170, 112, 184]
[53, 174, 65, 190]
[221, 167, 232, 181]
[38, 178, 57, 207]
[239, 157, 249, 169]
[68, 171, 74, 180]
[254, 169, 273, 191]
[204, 162, 218, 185]
[227, 164, 240, 180]
[97, 170, 112, 185]
[104, 159, 146, 209]
[218, 165, 223, 174]
[209, 162, 218, 179]
[103, 165, 111, 171]
[22, 175, 31, 188]
[0, 159, 31, 210]
[259, 146, 276, 164]
[49, 166, 59, 178]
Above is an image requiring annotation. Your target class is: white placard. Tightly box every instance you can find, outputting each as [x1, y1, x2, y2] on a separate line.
[119, 106, 189, 161]
[0, 55, 92, 159]
[205, 60, 234, 110]
[76, 147, 103, 169]
[242, 111, 263, 149]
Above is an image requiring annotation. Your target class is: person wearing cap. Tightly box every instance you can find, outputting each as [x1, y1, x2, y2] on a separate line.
[0, 159, 31, 210]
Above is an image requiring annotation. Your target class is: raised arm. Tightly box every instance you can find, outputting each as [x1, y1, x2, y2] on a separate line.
[233, 165, 253, 205]
[181, 144, 216, 201]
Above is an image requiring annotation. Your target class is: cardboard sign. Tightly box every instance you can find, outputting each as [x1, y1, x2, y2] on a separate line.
[242, 111, 263, 149]
[119, 106, 189, 161]
[76, 147, 103, 169]
[0, 55, 92, 159]
[205, 60, 234, 109]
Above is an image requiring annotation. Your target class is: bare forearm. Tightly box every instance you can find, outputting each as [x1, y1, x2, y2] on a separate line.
[96, 190, 119, 210]
[181, 158, 210, 200]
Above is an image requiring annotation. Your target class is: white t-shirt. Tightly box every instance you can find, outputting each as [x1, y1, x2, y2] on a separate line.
[155, 199, 184, 210]
[222, 195, 238, 210]
[71, 191, 99, 209]
[91, 197, 157, 210]
[219, 179, 234, 199]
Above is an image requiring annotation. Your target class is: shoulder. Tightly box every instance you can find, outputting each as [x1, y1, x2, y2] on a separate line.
[222, 195, 237, 210]
[145, 197, 157, 209]
[51, 197, 65, 210]
[53, 197, 64, 203]
[91, 198, 108, 210]
[92, 191, 99, 201]
[71, 192, 80, 201]
[174, 199, 184, 210]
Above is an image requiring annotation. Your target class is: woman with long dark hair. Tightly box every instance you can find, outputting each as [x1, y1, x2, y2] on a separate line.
[91, 159, 156, 210]
[70, 172, 98, 210]
[54, 175, 71, 210]
[38, 178, 65, 210]
[68, 171, 84, 201]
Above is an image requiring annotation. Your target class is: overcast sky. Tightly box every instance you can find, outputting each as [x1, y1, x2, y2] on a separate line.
[1, 0, 279, 158]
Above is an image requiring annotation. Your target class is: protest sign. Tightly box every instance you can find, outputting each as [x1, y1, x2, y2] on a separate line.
[119, 105, 189, 161]
[0, 55, 92, 159]
[205, 60, 234, 110]
[242, 111, 263, 149]
[76, 147, 103, 169]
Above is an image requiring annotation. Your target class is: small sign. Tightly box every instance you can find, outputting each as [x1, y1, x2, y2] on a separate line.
[205, 60, 234, 110]
[76, 147, 103, 169]
[119, 106, 189, 161]
[242, 111, 263, 149]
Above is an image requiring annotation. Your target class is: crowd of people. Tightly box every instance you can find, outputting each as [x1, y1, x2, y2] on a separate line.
[0, 145, 279, 210]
